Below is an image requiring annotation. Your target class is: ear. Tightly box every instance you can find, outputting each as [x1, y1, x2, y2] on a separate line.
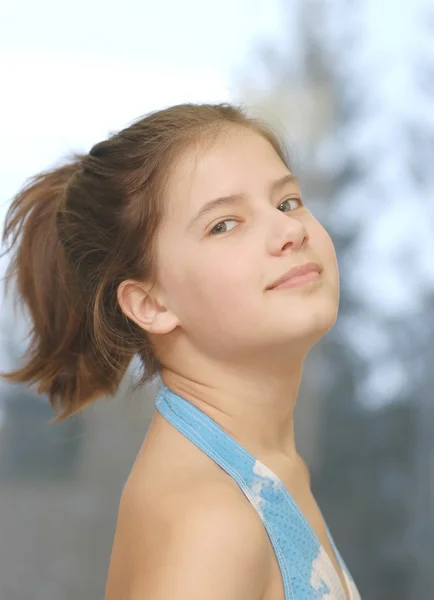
[117, 280, 180, 335]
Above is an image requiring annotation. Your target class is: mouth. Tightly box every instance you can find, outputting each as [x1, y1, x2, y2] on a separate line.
[266, 261, 322, 290]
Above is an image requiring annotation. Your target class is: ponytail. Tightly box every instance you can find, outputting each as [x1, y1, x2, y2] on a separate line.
[1, 156, 107, 421]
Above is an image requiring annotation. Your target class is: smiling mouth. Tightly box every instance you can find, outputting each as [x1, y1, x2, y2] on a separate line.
[266, 261, 322, 290]
[269, 270, 321, 290]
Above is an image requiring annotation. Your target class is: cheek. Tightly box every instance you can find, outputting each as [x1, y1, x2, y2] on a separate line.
[175, 250, 258, 327]
[311, 222, 338, 269]
[156, 233, 259, 337]
[187, 253, 250, 304]
[193, 241, 255, 288]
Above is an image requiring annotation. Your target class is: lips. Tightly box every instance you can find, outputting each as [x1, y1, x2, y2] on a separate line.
[267, 261, 321, 290]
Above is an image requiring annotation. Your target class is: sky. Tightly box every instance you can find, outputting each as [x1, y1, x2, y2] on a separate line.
[0, 0, 282, 225]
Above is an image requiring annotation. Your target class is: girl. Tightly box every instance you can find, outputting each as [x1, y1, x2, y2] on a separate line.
[1, 103, 361, 599]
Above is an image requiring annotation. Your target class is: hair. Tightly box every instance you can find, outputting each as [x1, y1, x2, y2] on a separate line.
[1, 102, 290, 422]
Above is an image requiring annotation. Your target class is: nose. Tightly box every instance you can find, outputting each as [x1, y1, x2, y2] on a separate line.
[267, 213, 309, 256]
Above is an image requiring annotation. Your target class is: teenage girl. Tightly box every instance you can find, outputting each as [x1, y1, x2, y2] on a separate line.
[1, 103, 361, 599]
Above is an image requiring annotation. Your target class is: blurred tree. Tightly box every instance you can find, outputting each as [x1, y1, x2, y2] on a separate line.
[0, 385, 84, 482]
[236, 0, 434, 598]
[315, 1, 434, 598]
[0, 291, 85, 482]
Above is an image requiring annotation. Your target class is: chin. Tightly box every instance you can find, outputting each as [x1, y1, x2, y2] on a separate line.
[282, 300, 339, 348]
[308, 305, 338, 345]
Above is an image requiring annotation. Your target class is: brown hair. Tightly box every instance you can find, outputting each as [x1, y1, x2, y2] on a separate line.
[1, 103, 289, 421]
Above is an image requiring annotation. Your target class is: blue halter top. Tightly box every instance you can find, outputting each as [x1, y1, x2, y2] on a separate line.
[155, 382, 361, 600]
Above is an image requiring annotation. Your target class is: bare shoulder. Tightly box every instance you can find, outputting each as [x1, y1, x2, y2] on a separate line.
[105, 475, 272, 600]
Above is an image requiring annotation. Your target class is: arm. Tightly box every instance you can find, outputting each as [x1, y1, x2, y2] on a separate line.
[127, 487, 271, 600]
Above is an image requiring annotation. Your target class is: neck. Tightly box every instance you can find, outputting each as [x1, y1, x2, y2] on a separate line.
[160, 354, 305, 462]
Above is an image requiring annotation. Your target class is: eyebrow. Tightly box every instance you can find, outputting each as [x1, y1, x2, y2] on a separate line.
[187, 173, 299, 229]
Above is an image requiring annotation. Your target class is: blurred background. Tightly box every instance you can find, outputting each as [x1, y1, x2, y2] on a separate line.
[1, 0, 433, 598]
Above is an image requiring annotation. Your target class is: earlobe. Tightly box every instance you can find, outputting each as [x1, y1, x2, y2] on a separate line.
[117, 280, 180, 335]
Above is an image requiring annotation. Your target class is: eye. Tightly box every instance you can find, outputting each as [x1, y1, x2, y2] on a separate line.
[209, 219, 238, 236]
[208, 197, 303, 236]
[278, 197, 302, 211]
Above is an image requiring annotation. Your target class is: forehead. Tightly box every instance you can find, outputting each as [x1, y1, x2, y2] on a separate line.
[163, 127, 288, 220]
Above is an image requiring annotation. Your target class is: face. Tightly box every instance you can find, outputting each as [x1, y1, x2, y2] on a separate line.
[152, 126, 339, 363]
